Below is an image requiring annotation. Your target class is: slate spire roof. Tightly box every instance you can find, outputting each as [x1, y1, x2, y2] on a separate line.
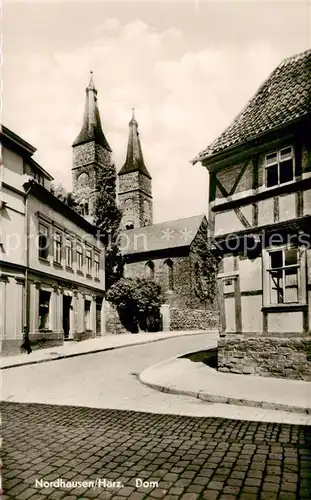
[118, 109, 152, 178]
[73, 72, 111, 150]
[193, 48, 311, 163]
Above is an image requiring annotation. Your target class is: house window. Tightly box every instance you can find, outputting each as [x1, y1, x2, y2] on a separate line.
[38, 223, 49, 260]
[39, 290, 51, 330]
[94, 253, 100, 278]
[84, 300, 91, 330]
[86, 249, 92, 275]
[164, 259, 174, 291]
[145, 261, 155, 280]
[53, 231, 62, 264]
[265, 146, 294, 188]
[76, 244, 83, 272]
[65, 238, 73, 268]
[33, 170, 44, 186]
[266, 246, 304, 304]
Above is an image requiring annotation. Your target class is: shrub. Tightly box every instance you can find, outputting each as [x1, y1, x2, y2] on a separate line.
[106, 278, 162, 333]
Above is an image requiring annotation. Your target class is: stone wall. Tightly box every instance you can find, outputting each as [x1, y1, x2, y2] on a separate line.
[218, 335, 311, 381]
[105, 303, 130, 335]
[170, 307, 219, 331]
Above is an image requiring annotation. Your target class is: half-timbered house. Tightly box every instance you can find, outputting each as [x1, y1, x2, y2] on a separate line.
[193, 49, 311, 339]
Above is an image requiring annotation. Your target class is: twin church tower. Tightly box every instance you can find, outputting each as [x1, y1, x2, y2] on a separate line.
[71, 73, 153, 230]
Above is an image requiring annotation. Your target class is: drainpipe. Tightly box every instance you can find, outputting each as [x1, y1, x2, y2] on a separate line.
[24, 182, 32, 330]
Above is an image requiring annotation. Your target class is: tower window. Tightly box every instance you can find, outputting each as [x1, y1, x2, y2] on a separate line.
[125, 221, 134, 230]
[164, 259, 174, 291]
[80, 200, 89, 216]
[77, 172, 89, 188]
[145, 261, 155, 280]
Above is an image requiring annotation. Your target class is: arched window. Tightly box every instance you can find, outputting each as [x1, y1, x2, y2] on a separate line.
[124, 198, 133, 212]
[80, 199, 89, 216]
[77, 172, 89, 188]
[145, 261, 155, 280]
[164, 259, 174, 291]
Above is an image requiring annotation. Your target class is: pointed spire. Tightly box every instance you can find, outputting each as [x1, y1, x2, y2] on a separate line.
[73, 72, 111, 150]
[118, 110, 151, 178]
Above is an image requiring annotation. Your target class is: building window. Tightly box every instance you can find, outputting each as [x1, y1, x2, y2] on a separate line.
[86, 249, 92, 275]
[53, 231, 62, 264]
[84, 300, 91, 330]
[80, 199, 89, 216]
[39, 290, 51, 330]
[266, 246, 305, 305]
[33, 170, 44, 186]
[94, 253, 100, 278]
[164, 259, 174, 291]
[124, 198, 133, 213]
[265, 146, 294, 188]
[38, 223, 49, 260]
[145, 261, 155, 280]
[65, 238, 73, 268]
[76, 244, 83, 272]
[125, 221, 134, 230]
[77, 172, 89, 188]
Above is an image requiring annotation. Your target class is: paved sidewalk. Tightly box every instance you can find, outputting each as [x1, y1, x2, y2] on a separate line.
[1, 329, 216, 369]
[139, 356, 311, 415]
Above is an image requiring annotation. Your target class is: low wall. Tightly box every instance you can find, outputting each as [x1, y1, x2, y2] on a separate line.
[27, 332, 64, 352]
[218, 335, 311, 381]
[73, 330, 95, 342]
[169, 308, 219, 331]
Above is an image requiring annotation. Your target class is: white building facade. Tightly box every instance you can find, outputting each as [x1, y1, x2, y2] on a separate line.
[1, 126, 106, 355]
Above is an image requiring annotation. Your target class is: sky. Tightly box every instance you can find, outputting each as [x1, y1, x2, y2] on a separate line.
[3, 1, 311, 222]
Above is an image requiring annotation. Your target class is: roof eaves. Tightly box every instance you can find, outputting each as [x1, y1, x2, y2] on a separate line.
[1, 125, 37, 156]
[28, 157, 54, 181]
[193, 111, 311, 166]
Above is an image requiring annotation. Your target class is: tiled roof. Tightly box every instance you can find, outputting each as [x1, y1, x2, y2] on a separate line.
[194, 49, 311, 162]
[120, 214, 206, 256]
[118, 110, 151, 179]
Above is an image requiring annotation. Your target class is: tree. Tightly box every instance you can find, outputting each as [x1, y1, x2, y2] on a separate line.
[93, 164, 123, 289]
[50, 183, 78, 209]
[106, 278, 162, 333]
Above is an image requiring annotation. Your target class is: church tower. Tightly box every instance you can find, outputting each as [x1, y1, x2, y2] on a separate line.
[72, 72, 112, 223]
[118, 110, 153, 229]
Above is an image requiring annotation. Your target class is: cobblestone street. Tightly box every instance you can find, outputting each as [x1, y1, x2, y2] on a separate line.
[2, 402, 311, 500]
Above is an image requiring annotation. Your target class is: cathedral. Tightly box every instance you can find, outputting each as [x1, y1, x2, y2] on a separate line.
[71, 74, 218, 329]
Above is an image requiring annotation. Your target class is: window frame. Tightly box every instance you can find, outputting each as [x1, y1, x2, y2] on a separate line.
[264, 146, 295, 188]
[65, 238, 73, 268]
[145, 261, 155, 280]
[38, 223, 49, 260]
[94, 253, 100, 279]
[53, 230, 62, 265]
[38, 289, 51, 330]
[85, 248, 92, 276]
[76, 244, 84, 273]
[263, 245, 307, 307]
[164, 259, 174, 291]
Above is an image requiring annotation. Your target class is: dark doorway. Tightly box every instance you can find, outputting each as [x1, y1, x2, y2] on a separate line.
[63, 295, 72, 339]
[96, 299, 102, 337]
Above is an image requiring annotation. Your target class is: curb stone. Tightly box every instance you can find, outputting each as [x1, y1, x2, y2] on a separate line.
[139, 358, 311, 415]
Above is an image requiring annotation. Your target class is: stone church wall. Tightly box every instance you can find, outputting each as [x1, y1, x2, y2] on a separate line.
[169, 307, 219, 331]
[124, 255, 195, 309]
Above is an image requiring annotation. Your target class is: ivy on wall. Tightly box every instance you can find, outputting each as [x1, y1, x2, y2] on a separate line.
[191, 220, 219, 304]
